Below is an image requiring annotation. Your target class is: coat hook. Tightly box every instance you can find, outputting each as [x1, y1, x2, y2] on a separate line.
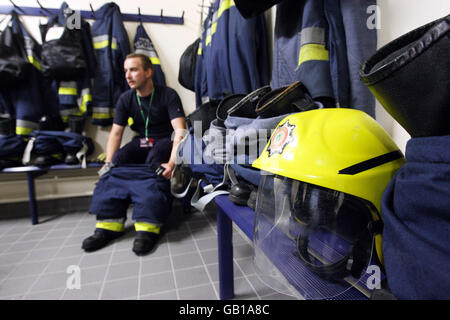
[36, 0, 52, 15]
[9, 0, 25, 13]
[89, 3, 95, 19]
[160, 9, 163, 21]
[181, 10, 185, 19]
[138, 7, 142, 25]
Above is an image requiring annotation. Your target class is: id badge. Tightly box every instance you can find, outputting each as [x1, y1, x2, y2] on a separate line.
[140, 138, 153, 148]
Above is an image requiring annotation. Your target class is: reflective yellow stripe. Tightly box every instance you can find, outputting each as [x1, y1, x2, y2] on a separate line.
[206, 0, 235, 47]
[70, 112, 81, 117]
[197, 47, 202, 55]
[96, 221, 125, 232]
[135, 222, 160, 234]
[218, 0, 235, 17]
[92, 112, 114, 119]
[83, 93, 92, 102]
[298, 43, 329, 66]
[94, 40, 117, 49]
[128, 117, 134, 126]
[52, 153, 63, 160]
[27, 55, 41, 70]
[16, 127, 33, 135]
[70, 110, 85, 117]
[150, 57, 160, 65]
[79, 94, 92, 114]
[58, 87, 77, 95]
[94, 40, 109, 49]
[61, 115, 68, 123]
[205, 34, 212, 46]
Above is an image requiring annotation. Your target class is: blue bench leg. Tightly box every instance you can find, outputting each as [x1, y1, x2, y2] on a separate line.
[217, 206, 234, 299]
[26, 172, 39, 225]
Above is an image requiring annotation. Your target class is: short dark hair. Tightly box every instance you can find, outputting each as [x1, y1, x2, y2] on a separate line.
[126, 53, 153, 71]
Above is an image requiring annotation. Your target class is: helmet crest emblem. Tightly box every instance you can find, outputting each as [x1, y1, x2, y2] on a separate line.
[267, 120, 296, 157]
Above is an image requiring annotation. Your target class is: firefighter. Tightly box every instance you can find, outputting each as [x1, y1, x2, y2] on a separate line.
[82, 53, 186, 255]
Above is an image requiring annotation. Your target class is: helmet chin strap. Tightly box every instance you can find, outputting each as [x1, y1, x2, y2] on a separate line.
[294, 220, 382, 281]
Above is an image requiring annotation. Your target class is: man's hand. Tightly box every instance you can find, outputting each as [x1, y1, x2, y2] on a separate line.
[160, 162, 175, 180]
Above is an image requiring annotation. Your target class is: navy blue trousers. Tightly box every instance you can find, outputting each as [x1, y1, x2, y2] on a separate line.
[112, 136, 172, 167]
[90, 136, 173, 225]
[89, 165, 172, 225]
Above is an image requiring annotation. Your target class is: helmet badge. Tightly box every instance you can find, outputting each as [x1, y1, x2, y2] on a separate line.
[267, 120, 296, 157]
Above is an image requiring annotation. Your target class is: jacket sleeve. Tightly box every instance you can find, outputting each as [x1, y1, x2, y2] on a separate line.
[81, 19, 97, 79]
[228, 8, 270, 93]
[91, 10, 114, 126]
[111, 7, 130, 100]
[10, 12, 48, 135]
[56, 18, 95, 123]
[194, 34, 208, 107]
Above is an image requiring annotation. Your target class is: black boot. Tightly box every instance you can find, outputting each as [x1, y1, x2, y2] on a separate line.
[82, 229, 124, 252]
[132, 232, 160, 256]
[64, 154, 79, 165]
[34, 153, 64, 167]
[360, 14, 450, 138]
[171, 165, 193, 196]
[68, 114, 86, 134]
[0, 117, 15, 136]
[38, 115, 64, 131]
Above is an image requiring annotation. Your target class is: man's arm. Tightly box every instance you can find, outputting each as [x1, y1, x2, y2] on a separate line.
[160, 117, 187, 179]
[105, 123, 126, 163]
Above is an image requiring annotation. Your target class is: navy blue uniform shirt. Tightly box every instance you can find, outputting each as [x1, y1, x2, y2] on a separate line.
[114, 84, 185, 139]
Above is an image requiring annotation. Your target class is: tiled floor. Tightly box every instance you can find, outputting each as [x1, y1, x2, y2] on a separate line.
[0, 200, 299, 300]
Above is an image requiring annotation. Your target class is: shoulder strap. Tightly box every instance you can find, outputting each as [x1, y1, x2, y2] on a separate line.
[22, 136, 36, 165]
[171, 131, 240, 211]
[190, 163, 238, 212]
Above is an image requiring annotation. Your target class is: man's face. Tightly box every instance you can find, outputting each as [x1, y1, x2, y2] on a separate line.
[124, 57, 152, 89]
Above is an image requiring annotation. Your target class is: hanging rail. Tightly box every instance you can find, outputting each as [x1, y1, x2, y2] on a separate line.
[0, 4, 184, 25]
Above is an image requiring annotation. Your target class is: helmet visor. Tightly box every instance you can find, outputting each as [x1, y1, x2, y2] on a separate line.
[253, 173, 379, 299]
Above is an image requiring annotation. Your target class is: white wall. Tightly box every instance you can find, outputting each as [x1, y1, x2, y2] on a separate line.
[1, 0, 449, 203]
[376, 0, 450, 152]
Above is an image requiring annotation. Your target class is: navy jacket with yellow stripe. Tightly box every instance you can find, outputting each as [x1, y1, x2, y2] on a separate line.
[133, 24, 166, 86]
[234, 0, 376, 115]
[195, 0, 270, 106]
[91, 2, 130, 127]
[6, 10, 60, 136]
[44, 2, 97, 124]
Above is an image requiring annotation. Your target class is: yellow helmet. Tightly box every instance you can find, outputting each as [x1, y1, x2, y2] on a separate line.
[252, 108, 404, 214]
[252, 108, 405, 298]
